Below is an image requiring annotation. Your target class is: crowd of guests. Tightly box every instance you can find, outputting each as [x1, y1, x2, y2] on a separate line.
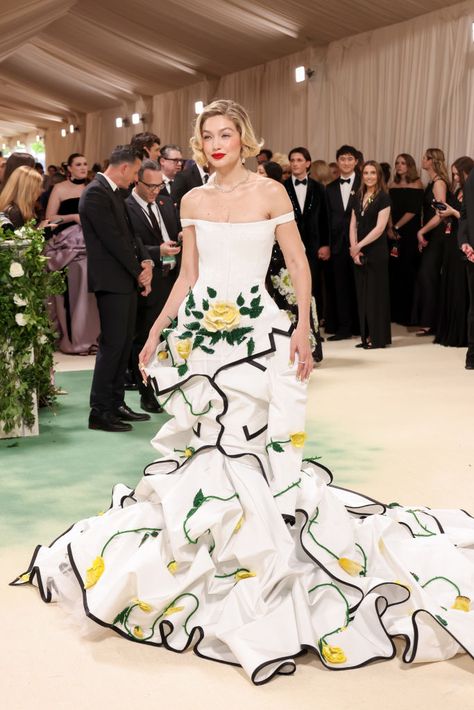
[1, 130, 473, 429]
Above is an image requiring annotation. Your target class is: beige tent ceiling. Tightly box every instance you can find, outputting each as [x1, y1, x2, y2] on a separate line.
[0, 0, 465, 139]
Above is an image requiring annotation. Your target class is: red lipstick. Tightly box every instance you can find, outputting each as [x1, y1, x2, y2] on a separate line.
[212, 152, 226, 159]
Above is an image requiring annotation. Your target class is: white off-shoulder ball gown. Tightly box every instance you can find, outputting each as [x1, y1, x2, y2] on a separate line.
[13, 212, 474, 684]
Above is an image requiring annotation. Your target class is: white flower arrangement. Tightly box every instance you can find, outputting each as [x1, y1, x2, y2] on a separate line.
[13, 294, 27, 307]
[15, 313, 28, 327]
[9, 261, 24, 278]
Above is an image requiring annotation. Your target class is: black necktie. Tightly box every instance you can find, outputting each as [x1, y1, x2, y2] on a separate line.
[340, 178, 351, 184]
[295, 178, 307, 186]
[147, 203, 162, 239]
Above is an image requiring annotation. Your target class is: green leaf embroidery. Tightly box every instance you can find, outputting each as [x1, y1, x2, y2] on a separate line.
[435, 615, 448, 627]
[177, 363, 188, 376]
[249, 306, 264, 318]
[139, 533, 150, 547]
[193, 335, 204, 348]
[250, 295, 261, 308]
[192, 310, 204, 319]
[186, 290, 196, 309]
[179, 331, 193, 339]
[271, 442, 285, 453]
[202, 299, 209, 311]
[250, 285, 259, 293]
[239, 306, 251, 315]
[200, 345, 215, 354]
[247, 337, 255, 356]
[237, 293, 245, 306]
[113, 607, 130, 626]
[184, 322, 200, 331]
[387, 502, 401, 508]
[209, 331, 222, 345]
[411, 572, 420, 581]
[207, 287, 217, 298]
[193, 489, 205, 507]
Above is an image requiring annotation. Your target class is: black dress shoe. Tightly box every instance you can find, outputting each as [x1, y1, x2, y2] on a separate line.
[140, 392, 164, 414]
[114, 404, 150, 422]
[466, 360, 474, 370]
[327, 333, 352, 341]
[89, 410, 132, 432]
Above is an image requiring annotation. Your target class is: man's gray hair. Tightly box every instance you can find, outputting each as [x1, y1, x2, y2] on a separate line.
[138, 159, 161, 181]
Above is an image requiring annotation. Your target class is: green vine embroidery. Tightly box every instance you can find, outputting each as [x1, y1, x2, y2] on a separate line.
[273, 478, 302, 498]
[183, 489, 239, 544]
[160, 386, 212, 416]
[101, 527, 162, 556]
[114, 592, 200, 641]
[309, 582, 350, 664]
[406, 509, 436, 537]
[307, 508, 368, 576]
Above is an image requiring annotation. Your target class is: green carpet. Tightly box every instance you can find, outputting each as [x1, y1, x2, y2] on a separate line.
[0, 370, 370, 550]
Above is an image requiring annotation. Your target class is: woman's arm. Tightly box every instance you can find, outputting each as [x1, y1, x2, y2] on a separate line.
[139, 194, 199, 367]
[351, 206, 390, 253]
[417, 180, 447, 241]
[45, 184, 80, 223]
[349, 210, 357, 249]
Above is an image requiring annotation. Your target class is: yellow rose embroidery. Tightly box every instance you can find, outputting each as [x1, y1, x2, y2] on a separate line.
[321, 644, 347, 664]
[157, 350, 169, 361]
[290, 432, 307, 448]
[167, 561, 178, 574]
[19, 573, 30, 583]
[203, 301, 241, 332]
[184, 447, 194, 458]
[132, 598, 153, 613]
[452, 595, 470, 612]
[338, 558, 364, 576]
[233, 516, 244, 534]
[164, 605, 184, 617]
[176, 339, 192, 360]
[133, 625, 144, 639]
[84, 556, 105, 589]
[235, 570, 256, 581]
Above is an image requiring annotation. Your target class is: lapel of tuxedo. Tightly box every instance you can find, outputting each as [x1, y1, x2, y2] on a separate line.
[303, 178, 313, 215]
[345, 175, 361, 215]
[285, 179, 302, 219]
[128, 197, 157, 242]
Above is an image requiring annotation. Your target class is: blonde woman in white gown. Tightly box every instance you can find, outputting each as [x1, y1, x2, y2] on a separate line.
[14, 101, 474, 684]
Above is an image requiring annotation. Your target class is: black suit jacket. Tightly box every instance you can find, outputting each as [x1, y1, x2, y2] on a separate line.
[125, 192, 180, 306]
[284, 176, 329, 253]
[79, 174, 149, 294]
[326, 175, 361, 254]
[172, 164, 204, 209]
[458, 169, 474, 249]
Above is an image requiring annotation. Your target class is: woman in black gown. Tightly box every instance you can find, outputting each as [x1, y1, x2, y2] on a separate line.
[350, 161, 391, 349]
[435, 156, 474, 347]
[388, 154, 424, 326]
[262, 161, 323, 362]
[45, 153, 100, 354]
[411, 148, 450, 336]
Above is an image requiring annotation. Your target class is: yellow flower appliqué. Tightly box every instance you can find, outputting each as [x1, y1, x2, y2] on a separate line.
[84, 556, 105, 589]
[452, 595, 470, 612]
[133, 625, 144, 638]
[157, 350, 169, 361]
[290, 432, 307, 448]
[167, 561, 178, 574]
[321, 644, 347, 664]
[235, 570, 256, 581]
[184, 447, 195, 458]
[338, 558, 364, 576]
[233, 516, 244, 534]
[19, 573, 30, 583]
[132, 598, 153, 612]
[164, 605, 184, 617]
[176, 339, 192, 360]
[203, 301, 241, 332]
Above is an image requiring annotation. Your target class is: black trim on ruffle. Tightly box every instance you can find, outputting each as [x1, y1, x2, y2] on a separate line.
[243, 423, 268, 441]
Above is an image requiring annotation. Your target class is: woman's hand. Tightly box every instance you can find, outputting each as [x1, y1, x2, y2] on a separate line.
[349, 243, 360, 259]
[139, 333, 160, 383]
[290, 325, 313, 382]
[353, 253, 364, 266]
[417, 230, 428, 252]
[436, 204, 455, 219]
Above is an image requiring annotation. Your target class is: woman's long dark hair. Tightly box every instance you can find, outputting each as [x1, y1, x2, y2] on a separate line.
[358, 160, 388, 201]
[393, 153, 420, 184]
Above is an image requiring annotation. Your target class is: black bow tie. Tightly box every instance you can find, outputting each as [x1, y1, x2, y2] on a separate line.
[339, 178, 351, 185]
[295, 178, 307, 186]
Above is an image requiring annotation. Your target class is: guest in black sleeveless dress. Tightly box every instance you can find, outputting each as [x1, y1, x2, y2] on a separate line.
[411, 149, 450, 336]
[350, 161, 391, 349]
[435, 157, 474, 347]
[388, 154, 424, 326]
[45, 153, 100, 354]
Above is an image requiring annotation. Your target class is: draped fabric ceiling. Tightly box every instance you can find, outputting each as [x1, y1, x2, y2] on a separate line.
[0, 0, 465, 142]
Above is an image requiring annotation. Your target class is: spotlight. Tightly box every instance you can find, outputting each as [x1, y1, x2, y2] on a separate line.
[195, 101, 204, 114]
[295, 66, 305, 83]
[115, 117, 123, 128]
[61, 128, 67, 138]
[132, 113, 140, 125]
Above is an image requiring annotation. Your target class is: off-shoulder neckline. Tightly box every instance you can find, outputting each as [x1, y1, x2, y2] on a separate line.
[181, 211, 294, 226]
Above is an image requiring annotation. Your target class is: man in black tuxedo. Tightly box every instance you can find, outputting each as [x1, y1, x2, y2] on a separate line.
[126, 160, 182, 411]
[284, 146, 330, 318]
[458, 168, 474, 369]
[172, 160, 209, 210]
[158, 144, 185, 198]
[130, 131, 161, 161]
[80, 145, 154, 432]
[326, 144, 361, 340]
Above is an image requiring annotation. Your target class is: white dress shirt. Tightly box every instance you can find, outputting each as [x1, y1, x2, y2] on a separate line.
[98, 172, 118, 191]
[131, 189, 176, 269]
[340, 172, 356, 211]
[162, 175, 173, 195]
[292, 174, 308, 212]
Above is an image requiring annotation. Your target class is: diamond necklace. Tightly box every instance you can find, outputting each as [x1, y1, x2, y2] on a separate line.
[213, 170, 251, 193]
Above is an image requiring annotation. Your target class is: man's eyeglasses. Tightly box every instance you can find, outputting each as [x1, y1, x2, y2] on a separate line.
[139, 180, 165, 191]
[162, 158, 185, 164]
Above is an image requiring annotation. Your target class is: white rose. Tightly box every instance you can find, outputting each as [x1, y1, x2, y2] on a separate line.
[14, 227, 27, 237]
[9, 262, 24, 278]
[15, 313, 28, 327]
[13, 294, 27, 307]
[38, 334, 48, 344]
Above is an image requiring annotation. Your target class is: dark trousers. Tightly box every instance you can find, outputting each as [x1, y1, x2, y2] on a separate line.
[467, 261, 474, 356]
[331, 250, 360, 336]
[412, 230, 444, 330]
[90, 290, 137, 413]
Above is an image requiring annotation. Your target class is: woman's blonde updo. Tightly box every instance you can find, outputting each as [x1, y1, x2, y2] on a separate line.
[190, 99, 263, 167]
